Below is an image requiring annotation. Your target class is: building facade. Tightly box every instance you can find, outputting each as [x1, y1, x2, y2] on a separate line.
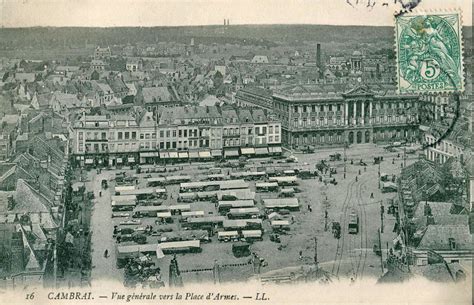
[424, 134, 465, 164]
[70, 106, 282, 167]
[270, 85, 420, 148]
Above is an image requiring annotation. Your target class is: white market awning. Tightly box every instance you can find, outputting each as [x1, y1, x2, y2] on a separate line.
[269, 147, 283, 153]
[140, 152, 159, 157]
[168, 152, 179, 159]
[224, 149, 239, 157]
[159, 152, 169, 159]
[211, 150, 222, 157]
[116, 158, 123, 163]
[128, 157, 135, 163]
[199, 151, 211, 158]
[178, 152, 189, 159]
[255, 147, 269, 155]
[241, 147, 255, 155]
[85, 159, 94, 164]
[188, 151, 199, 158]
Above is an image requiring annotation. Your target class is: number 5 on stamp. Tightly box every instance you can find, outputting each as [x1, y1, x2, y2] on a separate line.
[395, 12, 465, 94]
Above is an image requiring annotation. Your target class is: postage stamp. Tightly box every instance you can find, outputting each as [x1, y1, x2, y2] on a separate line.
[395, 12, 465, 94]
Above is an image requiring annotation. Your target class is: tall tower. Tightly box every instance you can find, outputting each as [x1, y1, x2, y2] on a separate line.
[316, 43, 322, 78]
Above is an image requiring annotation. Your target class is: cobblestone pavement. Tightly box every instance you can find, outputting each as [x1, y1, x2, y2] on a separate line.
[88, 170, 124, 285]
[85, 143, 418, 284]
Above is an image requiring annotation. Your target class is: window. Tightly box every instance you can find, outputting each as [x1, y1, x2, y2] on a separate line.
[320, 105, 324, 112]
[178, 130, 182, 137]
[118, 132, 123, 140]
[140, 133, 144, 139]
[275, 125, 279, 133]
[303, 106, 307, 113]
[166, 130, 170, 137]
[152, 133, 156, 139]
[101, 132, 106, 140]
[312, 105, 316, 112]
[269, 126, 273, 134]
[160, 130, 164, 138]
[145, 133, 150, 139]
[160, 142, 164, 149]
[294, 106, 298, 113]
[78, 132, 83, 140]
[293, 119, 298, 128]
[131, 132, 136, 139]
[184, 130, 187, 137]
[124, 132, 130, 139]
[337, 104, 341, 111]
[329, 105, 333, 111]
[172, 130, 177, 137]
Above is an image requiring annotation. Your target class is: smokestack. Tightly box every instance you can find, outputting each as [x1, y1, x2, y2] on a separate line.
[316, 43, 322, 78]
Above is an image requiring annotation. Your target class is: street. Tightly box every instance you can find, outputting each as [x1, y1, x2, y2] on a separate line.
[87, 170, 124, 285]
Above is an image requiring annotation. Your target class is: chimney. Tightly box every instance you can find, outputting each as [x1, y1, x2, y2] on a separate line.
[7, 194, 15, 210]
[426, 215, 435, 225]
[423, 202, 432, 216]
[448, 238, 456, 250]
[316, 43, 322, 78]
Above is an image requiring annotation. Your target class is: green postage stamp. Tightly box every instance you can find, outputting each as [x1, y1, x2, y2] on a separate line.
[395, 12, 464, 94]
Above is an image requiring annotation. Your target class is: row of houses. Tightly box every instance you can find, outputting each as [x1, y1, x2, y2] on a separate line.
[70, 105, 282, 167]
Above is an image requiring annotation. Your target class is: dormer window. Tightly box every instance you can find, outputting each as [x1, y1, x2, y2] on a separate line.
[449, 238, 456, 250]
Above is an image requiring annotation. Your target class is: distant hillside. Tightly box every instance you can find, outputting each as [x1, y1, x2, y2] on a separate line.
[0, 25, 394, 48]
[0, 24, 471, 50]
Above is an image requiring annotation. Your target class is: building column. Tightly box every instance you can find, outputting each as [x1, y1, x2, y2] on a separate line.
[324, 104, 328, 125]
[369, 101, 373, 124]
[361, 102, 365, 125]
[345, 102, 349, 125]
[353, 101, 357, 125]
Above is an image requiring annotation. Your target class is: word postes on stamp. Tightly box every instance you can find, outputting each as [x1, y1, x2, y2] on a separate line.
[395, 12, 464, 94]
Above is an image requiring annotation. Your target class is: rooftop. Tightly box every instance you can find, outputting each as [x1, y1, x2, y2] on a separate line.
[417, 225, 472, 251]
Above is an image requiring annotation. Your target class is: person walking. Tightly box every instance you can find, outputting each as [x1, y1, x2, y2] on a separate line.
[104, 249, 109, 258]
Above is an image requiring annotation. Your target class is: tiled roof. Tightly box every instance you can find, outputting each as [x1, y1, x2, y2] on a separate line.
[51, 92, 85, 109]
[417, 225, 473, 251]
[141, 86, 179, 104]
[11, 179, 50, 214]
[158, 106, 221, 125]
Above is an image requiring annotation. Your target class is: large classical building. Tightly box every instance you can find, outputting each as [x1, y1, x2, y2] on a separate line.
[70, 106, 281, 167]
[237, 84, 420, 148]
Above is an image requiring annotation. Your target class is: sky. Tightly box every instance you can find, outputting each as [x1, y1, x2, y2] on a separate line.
[0, 0, 472, 28]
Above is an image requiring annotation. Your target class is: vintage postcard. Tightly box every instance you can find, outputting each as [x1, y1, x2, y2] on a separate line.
[0, 0, 472, 305]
